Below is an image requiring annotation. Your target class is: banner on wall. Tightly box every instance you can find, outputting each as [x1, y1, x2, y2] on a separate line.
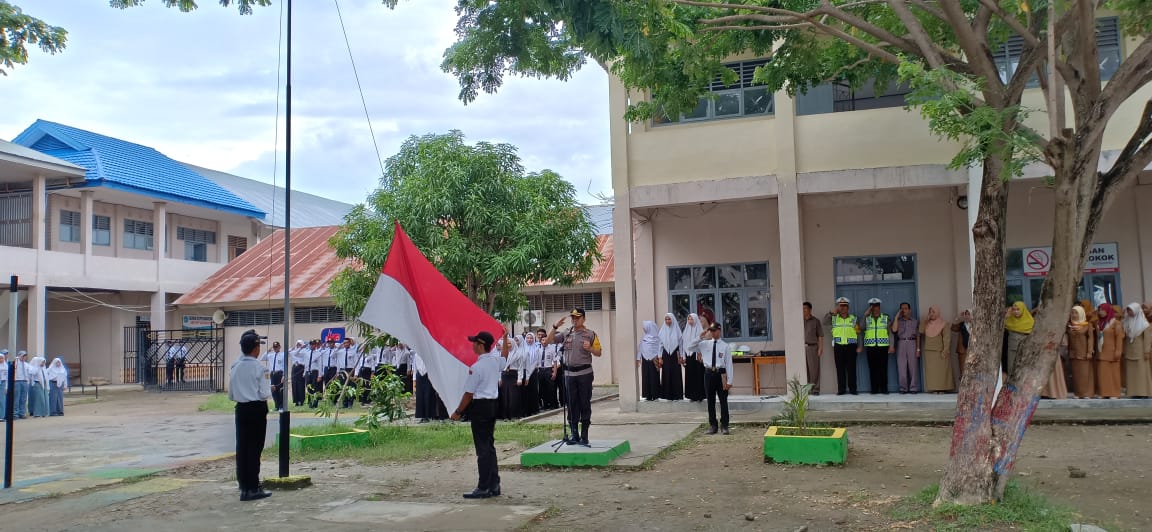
[1021, 242, 1118, 277]
[182, 315, 214, 330]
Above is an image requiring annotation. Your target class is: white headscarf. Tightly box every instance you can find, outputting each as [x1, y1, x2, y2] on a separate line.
[658, 313, 681, 355]
[1123, 303, 1150, 343]
[29, 356, 47, 386]
[681, 313, 704, 354]
[46, 357, 68, 386]
[637, 321, 660, 360]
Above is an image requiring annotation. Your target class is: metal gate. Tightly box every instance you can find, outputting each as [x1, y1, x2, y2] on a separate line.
[123, 321, 225, 392]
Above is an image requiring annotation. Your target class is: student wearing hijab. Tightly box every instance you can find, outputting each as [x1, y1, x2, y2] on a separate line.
[1040, 336, 1069, 400]
[1003, 302, 1034, 375]
[1096, 303, 1124, 398]
[413, 352, 449, 423]
[0, 351, 8, 421]
[520, 333, 543, 416]
[681, 314, 706, 402]
[636, 321, 661, 402]
[951, 309, 972, 379]
[28, 356, 49, 418]
[12, 351, 29, 419]
[1122, 303, 1152, 398]
[658, 313, 684, 401]
[499, 335, 526, 420]
[1066, 306, 1097, 398]
[920, 307, 952, 393]
[46, 357, 69, 416]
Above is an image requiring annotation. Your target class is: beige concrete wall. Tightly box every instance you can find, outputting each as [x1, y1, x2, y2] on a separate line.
[794, 109, 960, 174]
[627, 116, 778, 187]
[40, 291, 153, 384]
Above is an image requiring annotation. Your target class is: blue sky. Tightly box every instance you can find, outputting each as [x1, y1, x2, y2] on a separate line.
[0, 0, 611, 205]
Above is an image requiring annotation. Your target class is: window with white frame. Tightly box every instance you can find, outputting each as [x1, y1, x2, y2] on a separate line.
[92, 215, 111, 246]
[178, 226, 216, 262]
[123, 219, 154, 250]
[654, 59, 774, 125]
[994, 17, 1121, 83]
[59, 210, 81, 243]
[668, 263, 770, 340]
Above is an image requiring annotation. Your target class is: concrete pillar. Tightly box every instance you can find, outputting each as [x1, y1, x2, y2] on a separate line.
[601, 287, 615, 384]
[26, 284, 46, 357]
[151, 290, 167, 331]
[81, 191, 94, 272]
[952, 186, 973, 310]
[774, 88, 807, 384]
[153, 201, 167, 262]
[967, 165, 982, 291]
[216, 221, 227, 263]
[32, 175, 46, 251]
[608, 74, 639, 411]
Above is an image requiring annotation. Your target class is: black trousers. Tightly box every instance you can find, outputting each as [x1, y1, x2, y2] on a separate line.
[305, 370, 321, 408]
[165, 359, 175, 384]
[498, 370, 521, 420]
[270, 371, 285, 410]
[865, 346, 890, 394]
[536, 367, 557, 409]
[291, 365, 306, 405]
[554, 366, 566, 409]
[322, 366, 338, 394]
[397, 364, 412, 393]
[522, 370, 540, 416]
[833, 344, 859, 395]
[176, 358, 186, 382]
[660, 351, 684, 400]
[565, 372, 594, 433]
[640, 359, 660, 401]
[704, 370, 729, 429]
[468, 398, 499, 492]
[339, 369, 356, 408]
[234, 401, 268, 493]
[357, 367, 375, 404]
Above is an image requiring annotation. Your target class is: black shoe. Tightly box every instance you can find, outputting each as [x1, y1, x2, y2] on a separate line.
[566, 436, 581, 446]
[463, 488, 493, 499]
[721, 427, 730, 435]
[240, 489, 272, 501]
[490, 485, 501, 497]
[707, 426, 718, 435]
[579, 437, 590, 447]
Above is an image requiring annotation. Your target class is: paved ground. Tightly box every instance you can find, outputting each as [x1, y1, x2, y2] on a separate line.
[0, 387, 1148, 531]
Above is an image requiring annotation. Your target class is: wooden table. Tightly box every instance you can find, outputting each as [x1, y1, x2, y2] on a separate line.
[750, 356, 786, 395]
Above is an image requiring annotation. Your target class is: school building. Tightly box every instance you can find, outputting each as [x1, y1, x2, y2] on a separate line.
[606, 18, 1152, 409]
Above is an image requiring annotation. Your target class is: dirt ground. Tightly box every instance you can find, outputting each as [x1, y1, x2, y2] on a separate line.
[3, 414, 1146, 531]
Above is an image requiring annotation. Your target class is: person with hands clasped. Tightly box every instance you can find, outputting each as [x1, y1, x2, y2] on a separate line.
[687, 322, 733, 435]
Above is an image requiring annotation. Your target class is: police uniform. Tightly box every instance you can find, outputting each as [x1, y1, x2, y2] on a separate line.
[454, 331, 505, 499]
[554, 308, 601, 446]
[689, 324, 734, 434]
[862, 298, 893, 394]
[827, 298, 860, 395]
[229, 330, 272, 501]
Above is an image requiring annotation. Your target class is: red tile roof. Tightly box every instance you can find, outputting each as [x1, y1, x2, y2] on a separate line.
[174, 225, 352, 306]
[176, 227, 615, 305]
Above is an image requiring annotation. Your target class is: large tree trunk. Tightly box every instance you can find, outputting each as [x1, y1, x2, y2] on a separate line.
[936, 157, 1010, 505]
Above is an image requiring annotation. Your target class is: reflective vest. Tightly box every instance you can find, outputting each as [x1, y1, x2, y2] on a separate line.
[863, 314, 891, 347]
[831, 315, 858, 345]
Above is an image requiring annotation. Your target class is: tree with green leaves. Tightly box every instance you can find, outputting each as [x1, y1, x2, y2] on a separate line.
[385, 0, 1152, 506]
[0, 1, 66, 75]
[328, 131, 601, 335]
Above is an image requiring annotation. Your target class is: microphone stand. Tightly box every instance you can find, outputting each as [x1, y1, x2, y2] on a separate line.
[551, 326, 574, 452]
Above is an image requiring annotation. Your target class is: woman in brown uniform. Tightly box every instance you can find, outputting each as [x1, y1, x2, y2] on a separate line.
[1066, 306, 1096, 399]
[920, 306, 953, 392]
[1096, 303, 1124, 399]
[1121, 303, 1152, 398]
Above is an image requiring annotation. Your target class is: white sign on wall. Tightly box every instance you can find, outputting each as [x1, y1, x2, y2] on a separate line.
[182, 315, 214, 330]
[1021, 242, 1118, 277]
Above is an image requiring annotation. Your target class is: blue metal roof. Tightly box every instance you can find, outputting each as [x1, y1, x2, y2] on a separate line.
[11, 120, 265, 219]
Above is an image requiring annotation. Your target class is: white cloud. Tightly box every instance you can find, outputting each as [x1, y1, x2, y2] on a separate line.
[0, 0, 610, 205]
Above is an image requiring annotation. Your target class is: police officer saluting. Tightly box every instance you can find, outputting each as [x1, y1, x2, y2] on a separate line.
[229, 329, 272, 502]
[451, 330, 510, 499]
[546, 308, 602, 446]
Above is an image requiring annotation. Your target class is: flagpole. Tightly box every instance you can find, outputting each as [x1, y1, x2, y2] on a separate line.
[278, 0, 293, 479]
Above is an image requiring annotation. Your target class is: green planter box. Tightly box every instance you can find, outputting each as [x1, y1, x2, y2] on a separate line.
[763, 426, 847, 465]
[284, 428, 371, 451]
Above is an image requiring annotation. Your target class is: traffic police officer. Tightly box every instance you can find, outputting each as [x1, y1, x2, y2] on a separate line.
[861, 298, 894, 394]
[229, 329, 272, 502]
[827, 297, 860, 395]
[451, 330, 509, 499]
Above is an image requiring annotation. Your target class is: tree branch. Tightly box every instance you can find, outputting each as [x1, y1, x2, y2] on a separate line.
[1100, 39, 1152, 119]
[938, 0, 1003, 103]
[1101, 99, 1152, 186]
[887, 0, 944, 69]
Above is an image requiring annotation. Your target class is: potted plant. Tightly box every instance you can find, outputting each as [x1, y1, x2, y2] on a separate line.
[285, 368, 411, 451]
[763, 378, 847, 465]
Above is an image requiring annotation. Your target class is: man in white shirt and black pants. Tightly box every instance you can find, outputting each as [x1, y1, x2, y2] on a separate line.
[229, 329, 272, 501]
[691, 323, 734, 435]
[451, 330, 509, 499]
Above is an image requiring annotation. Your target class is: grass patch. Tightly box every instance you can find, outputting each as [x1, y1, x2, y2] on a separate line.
[270, 422, 561, 464]
[197, 393, 372, 415]
[891, 482, 1100, 532]
[773, 427, 836, 436]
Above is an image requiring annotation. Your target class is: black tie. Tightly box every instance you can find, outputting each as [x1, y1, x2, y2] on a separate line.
[711, 341, 717, 369]
[307, 349, 314, 372]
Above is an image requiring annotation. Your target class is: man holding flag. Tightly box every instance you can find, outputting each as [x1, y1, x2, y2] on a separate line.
[450, 331, 510, 498]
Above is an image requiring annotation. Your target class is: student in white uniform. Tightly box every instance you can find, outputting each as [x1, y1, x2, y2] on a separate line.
[451, 331, 510, 499]
[356, 343, 379, 406]
[290, 340, 308, 406]
[687, 323, 734, 435]
[229, 330, 272, 502]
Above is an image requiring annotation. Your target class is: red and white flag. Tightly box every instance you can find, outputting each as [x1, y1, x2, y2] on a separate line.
[358, 222, 504, 410]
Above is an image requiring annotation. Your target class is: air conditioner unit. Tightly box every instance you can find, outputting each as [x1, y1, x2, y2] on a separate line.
[520, 309, 543, 330]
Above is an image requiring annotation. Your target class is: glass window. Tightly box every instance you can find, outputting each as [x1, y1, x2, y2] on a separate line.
[185, 241, 207, 262]
[714, 92, 741, 117]
[744, 87, 772, 115]
[59, 210, 80, 243]
[123, 219, 154, 250]
[1005, 280, 1025, 308]
[667, 263, 771, 340]
[995, 18, 1120, 83]
[875, 255, 916, 281]
[92, 215, 111, 246]
[836, 255, 916, 283]
[653, 59, 775, 125]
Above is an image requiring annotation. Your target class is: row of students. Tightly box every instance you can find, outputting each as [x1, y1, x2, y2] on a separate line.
[636, 313, 709, 403]
[0, 350, 69, 420]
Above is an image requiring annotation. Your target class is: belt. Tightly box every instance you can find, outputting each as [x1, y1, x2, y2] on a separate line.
[705, 367, 727, 374]
[899, 337, 917, 340]
[564, 364, 592, 372]
[502, 369, 519, 375]
[805, 343, 817, 346]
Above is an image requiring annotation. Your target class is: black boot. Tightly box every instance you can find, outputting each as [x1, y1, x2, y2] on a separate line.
[565, 423, 580, 445]
[579, 422, 590, 447]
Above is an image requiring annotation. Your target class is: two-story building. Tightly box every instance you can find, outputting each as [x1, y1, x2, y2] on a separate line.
[2, 120, 351, 386]
[608, 17, 1152, 409]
